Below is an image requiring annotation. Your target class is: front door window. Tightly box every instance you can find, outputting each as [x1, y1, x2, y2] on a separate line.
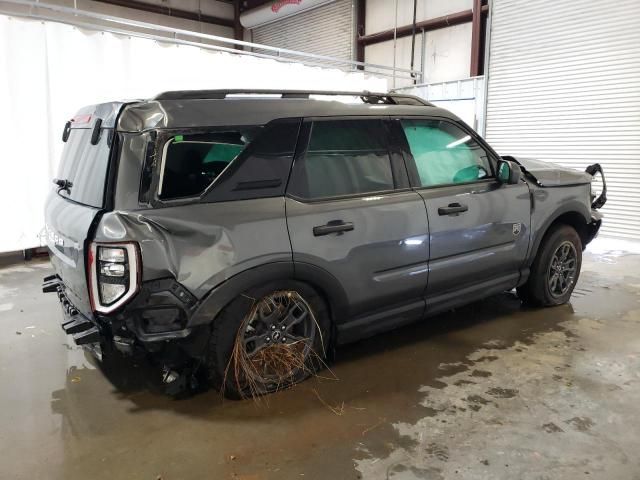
[401, 119, 493, 187]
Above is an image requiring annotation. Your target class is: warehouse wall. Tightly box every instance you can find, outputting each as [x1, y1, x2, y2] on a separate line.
[250, 0, 355, 62]
[0, 0, 235, 39]
[485, 0, 640, 240]
[0, 13, 386, 253]
[236, 0, 475, 86]
[364, 0, 473, 86]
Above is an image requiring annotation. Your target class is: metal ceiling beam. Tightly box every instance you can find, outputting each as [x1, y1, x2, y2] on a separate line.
[355, 0, 366, 64]
[470, 0, 484, 76]
[92, 0, 235, 28]
[233, 0, 243, 47]
[0, 0, 422, 81]
[358, 5, 488, 47]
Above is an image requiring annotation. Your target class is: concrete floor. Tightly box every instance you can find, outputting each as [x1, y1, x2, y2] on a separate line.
[1, 245, 640, 480]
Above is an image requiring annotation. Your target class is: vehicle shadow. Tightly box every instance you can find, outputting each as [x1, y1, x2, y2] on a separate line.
[50, 288, 579, 425]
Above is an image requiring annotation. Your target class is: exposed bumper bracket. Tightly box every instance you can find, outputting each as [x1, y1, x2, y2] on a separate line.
[73, 327, 101, 345]
[585, 163, 607, 210]
[42, 275, 61, 293]
[62, 316, 94, 334]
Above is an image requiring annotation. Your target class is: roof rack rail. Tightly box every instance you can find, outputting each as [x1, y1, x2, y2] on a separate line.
[153, 89, 434, 106]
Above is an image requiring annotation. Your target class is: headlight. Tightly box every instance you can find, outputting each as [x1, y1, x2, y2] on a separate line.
[89, 242, 140, 313]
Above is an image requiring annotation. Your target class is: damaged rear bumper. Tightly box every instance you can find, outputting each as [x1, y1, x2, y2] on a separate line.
[43, 275, 207, 361]
[42, 274, 103, 358]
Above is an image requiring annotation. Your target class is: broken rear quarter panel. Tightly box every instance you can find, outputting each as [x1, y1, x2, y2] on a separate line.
[94, 198, 292, 300]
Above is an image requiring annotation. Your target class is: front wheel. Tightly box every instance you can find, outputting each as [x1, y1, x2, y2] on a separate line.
[517, 224, 582, 306]
[205, 281, 331, 399]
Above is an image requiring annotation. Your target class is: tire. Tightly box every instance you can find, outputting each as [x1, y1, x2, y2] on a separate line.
[204, 280, 331, 399]
[517, 224, 582, 307]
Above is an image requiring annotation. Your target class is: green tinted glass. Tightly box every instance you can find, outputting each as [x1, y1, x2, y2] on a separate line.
[498, 162, 511, 182]
[295, 120, 394, 199]
[401, 120, 492, 187]
[203, 143, 244, 164]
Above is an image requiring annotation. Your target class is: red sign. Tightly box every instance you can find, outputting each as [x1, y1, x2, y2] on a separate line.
[271, 0, 302, 13]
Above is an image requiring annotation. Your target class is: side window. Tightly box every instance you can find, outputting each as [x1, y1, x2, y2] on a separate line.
[158, 127, 261, 200]
[288, 119, 394, 199]
[202, 119, 301, 202]
[401, 119, 493, 188]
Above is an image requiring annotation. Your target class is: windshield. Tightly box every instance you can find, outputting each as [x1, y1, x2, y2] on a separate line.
[56, 128, 112, 208]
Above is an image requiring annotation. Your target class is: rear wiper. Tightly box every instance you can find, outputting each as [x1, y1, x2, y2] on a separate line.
[53, 178, 73, 191]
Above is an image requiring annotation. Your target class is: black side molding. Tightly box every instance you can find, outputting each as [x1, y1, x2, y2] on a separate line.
[233, 179, 282, 191]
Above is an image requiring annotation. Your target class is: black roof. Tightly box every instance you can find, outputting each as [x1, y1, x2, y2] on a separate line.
[153, 89, 433, 106]
[80, 89, 457, 132]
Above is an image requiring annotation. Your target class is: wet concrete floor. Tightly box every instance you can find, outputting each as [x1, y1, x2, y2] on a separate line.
[1, 247, 640, 479]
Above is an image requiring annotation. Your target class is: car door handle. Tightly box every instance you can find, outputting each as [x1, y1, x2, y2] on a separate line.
[313, 220, 354, 236]
[438, 203, 469, 216]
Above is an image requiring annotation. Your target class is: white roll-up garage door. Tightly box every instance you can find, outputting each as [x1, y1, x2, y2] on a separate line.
[485, 0, 640, 240]
[252, 0, 354, 61]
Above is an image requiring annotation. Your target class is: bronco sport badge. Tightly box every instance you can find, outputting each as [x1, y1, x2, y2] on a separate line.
[513, 223, 522, 235]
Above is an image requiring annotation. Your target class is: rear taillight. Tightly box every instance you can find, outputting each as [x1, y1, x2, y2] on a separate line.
[89, 242, 140, 313]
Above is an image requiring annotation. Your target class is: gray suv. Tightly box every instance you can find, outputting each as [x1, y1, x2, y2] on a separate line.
[42, 90, 606, 398]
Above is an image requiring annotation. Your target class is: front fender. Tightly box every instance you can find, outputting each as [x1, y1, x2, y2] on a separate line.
[526, 197, 591, 266]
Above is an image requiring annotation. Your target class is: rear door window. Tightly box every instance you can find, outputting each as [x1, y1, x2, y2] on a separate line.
[158, 128, 261, 200]
[400, 119, 493, 187]
[56, 128, 111, 208]
[288, 119, 394, 199]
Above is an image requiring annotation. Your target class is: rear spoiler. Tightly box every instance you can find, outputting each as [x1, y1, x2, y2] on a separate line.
[585, 163, 607, 210]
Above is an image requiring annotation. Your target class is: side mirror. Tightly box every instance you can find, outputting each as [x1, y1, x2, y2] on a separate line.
[497, 160, 521, 185]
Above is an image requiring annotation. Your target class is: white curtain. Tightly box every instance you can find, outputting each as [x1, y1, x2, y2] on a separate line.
[0, 15, 387, 253]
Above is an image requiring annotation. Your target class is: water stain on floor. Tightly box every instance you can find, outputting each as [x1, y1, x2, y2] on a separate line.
[355, 261, 640, 479]
[2, 253, 640, 479]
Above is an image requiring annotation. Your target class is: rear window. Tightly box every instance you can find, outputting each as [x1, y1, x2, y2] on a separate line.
[158, 128, 262, 200]
[56, 128, 112, 208]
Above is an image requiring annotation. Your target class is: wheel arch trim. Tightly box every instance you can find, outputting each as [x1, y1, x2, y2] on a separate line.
[527, 202, 590, 266]
[188, 261, 348, 327]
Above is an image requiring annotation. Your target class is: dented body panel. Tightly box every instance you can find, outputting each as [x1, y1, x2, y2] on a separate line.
[509, 156, 593, 187]
[94, 198, 292, 300]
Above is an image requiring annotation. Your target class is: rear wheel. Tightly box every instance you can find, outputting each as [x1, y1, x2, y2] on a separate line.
[517, 224, 582, 306]
[205, 281, 331, 399]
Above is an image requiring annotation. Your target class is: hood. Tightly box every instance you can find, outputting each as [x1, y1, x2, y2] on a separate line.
[505, 156, 592, 187]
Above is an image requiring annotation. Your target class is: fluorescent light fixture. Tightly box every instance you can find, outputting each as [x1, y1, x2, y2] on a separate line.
[446, 135, 471, 149]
